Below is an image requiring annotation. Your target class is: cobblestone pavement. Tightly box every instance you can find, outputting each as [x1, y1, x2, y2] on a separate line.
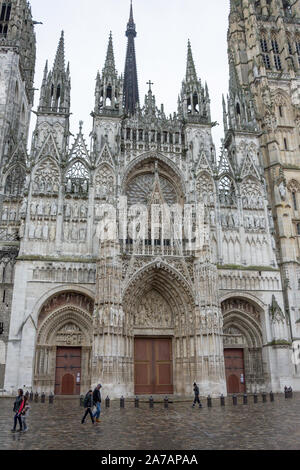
[0, 394, 300, 450]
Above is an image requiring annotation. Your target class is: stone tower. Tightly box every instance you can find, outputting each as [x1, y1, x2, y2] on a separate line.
[227, 0, 300, 386]
[0, 0, 36, 388]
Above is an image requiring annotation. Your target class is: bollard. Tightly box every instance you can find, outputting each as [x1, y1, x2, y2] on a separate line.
[207, 395, 212, 408]
[262, 392, 267, 403]
[135, 396, 139, 408]
[49, 392, 54, 404]
[29, 391, 33, 402]
[80, 395, 84, 407]
[34, 392, 39, 403]
[164, 396, 169, 409]
[105, 396, 110, 408]
[243, 394, 248, 405]
[253, 393, 258, 404]
[270, 391, 274, 402]
[41, 392, 45, 403]
[120, 396, 125, 408]
[220, 394, 225, 407]
[233, 394, 237, 406]
[149, 396, 154, 408]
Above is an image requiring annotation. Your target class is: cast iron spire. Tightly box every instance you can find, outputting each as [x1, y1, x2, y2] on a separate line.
[123, 1, 139, 115]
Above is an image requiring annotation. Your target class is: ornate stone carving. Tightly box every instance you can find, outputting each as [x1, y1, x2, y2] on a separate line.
[133, 290, 173, 328]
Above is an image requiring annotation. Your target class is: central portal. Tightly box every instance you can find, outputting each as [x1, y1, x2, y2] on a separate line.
[134, 338, 173, 395]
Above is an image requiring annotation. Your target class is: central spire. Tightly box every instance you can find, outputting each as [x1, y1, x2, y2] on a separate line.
[123, 1, 139, 115]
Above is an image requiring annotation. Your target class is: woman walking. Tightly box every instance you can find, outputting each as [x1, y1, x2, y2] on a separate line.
[11, 389, 25, 433]
[21, 395, 31, 432]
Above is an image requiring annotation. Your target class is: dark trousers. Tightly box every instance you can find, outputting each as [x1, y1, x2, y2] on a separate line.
[13, 413, 23, 430]
[193, 396, 201, 406]
[82, 407, 94, 423]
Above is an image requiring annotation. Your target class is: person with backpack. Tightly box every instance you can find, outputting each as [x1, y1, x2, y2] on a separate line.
[11, 389, 25, 432]
[192, 382, 202, 408]
[92, 384, 102, 423]
[21, 395, 31, 432]
[81, 390, 95, 425]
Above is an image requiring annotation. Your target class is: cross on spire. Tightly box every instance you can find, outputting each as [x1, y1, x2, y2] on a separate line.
[147, 80, 154, 92]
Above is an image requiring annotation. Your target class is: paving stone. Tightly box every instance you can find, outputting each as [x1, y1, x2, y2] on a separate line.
[0, 394, 299, 450]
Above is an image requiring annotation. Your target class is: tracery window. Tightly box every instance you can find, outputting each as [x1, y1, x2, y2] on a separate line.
[260, 36, 271, 69]
[292, 192, 297, 211]
[219, 176, 236, 206]
[4, 165, 25, 196]
[0, 2, 11, 37]
[272, 38, 282, 70]
[65, 161, 89, 194]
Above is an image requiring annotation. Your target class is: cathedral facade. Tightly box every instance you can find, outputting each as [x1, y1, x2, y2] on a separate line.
[0, 0, 298, 398]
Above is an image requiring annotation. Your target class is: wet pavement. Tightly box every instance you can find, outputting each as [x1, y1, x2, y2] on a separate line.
[0, 394, 300, 450]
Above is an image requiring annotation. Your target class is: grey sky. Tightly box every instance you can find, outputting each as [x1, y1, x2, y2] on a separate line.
[29, 0, 230, 151]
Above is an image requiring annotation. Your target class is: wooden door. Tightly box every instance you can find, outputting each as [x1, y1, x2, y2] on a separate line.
[134, 338, 173, 395]
[55, 347, 81, 395]
[224, 348, 246, 394]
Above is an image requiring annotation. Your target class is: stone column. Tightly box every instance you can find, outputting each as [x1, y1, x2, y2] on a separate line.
[92, 240, 133, 397]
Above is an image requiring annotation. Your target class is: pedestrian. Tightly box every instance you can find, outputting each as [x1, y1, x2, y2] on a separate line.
[21, 395, 31, 433]
[92, 384, 102, 423]
[192, 382, 202, 408]
[81, 390, 95, 425]
[11, 389, 25, 433]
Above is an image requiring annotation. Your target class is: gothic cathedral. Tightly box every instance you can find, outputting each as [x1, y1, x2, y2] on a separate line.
[0, 0, 299, 397]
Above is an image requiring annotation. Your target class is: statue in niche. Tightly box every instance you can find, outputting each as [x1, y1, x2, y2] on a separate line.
[37, 200, 44, 216]
[42, 224, 49, 240]
[1, 207, 8, 221]
[49, 225, 56, 242]
[63, 223, 69, 241]
[73, 204, 79, 218]
[20, 199, 27, 218]
[51, 202, 57, 216]
[65, 204, 71, 218]
[279, 181, 286, 201]
[45, 202, 51, 216]
[9, 209, 16, 221]
[35, 222, 42, 239]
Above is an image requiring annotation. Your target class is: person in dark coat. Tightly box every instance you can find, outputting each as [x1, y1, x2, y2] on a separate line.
[92, 384, 102, 423]
[81, 390, 95, 425]
[192, 382, 202, 408]
[11, 389, 25, 432]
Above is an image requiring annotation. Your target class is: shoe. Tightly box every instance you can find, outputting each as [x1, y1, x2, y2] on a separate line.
[81, 421, 85, 424]
[96, 419, 101, 423]
[11, 429, 16, 433]
[23, 429, 28, 433]
[17, 429, 22, 432]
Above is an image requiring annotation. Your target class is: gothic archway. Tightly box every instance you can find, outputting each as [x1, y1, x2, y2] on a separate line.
[34, 291, 94, 394]
[123, 261, 195, 395]
[221, 297, 265, 393]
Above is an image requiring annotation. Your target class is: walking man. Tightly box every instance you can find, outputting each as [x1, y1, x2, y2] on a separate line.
[81, 390, 95, 425]
[92, 384, 102, 423]
[192, 382, 202, 408]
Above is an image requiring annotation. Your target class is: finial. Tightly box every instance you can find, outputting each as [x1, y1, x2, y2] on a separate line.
[79, 121, 83, 132]
[147, 80, 154, 93]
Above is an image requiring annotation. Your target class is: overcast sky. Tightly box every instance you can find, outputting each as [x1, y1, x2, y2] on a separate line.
[29, 0, 230, 151]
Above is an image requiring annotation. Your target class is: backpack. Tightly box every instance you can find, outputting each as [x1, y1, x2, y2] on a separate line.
[84, 394, 91, 408]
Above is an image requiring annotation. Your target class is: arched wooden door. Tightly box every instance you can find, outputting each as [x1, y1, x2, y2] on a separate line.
[224, 348, 246, 394]
[55, 347, 81, 395]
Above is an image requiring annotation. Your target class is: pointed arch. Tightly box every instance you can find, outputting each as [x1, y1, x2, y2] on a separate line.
[94, 163, 115, 199]
[32, 157, 60, 195]
[4, 164, 26, 196]
[65, 160, 90, 194]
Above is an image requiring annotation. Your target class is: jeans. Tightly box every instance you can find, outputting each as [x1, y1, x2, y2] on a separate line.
[82, 408, 94, 423]
[13, 413, 22, 431]
[21, 416, 27, 431]
[93, 402, 101, 419]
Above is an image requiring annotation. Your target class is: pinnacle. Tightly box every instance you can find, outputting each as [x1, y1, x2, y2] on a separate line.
[103, 31, 117, 76]
[186, 40, 197, 82]
[53, 30, 65, 73]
